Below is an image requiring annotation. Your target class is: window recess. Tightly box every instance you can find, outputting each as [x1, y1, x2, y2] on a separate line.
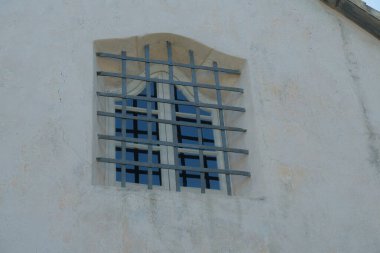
[96, 41, 250, 195]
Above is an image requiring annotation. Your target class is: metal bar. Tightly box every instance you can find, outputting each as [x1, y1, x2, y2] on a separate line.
[96, 52, 241, 75]
[214, 61, 232, 195]
[97, 157, 251, 177]
[145, 45, 153, 190]
[97, 111, 247, 133]
[97, 92, 245, 112]
[98, 135, 249, 154]
[167, 42, 181, 192]
[189, 50, 206, 194]
[97, 71, 243, 93]
[120, 51, 127, 187]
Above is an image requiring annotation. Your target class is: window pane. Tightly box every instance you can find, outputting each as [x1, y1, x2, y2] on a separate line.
[176, 117, 214, 146]
[175, 87, 196, 114]
[177, 125, 198, 145]
[179, 153, 201, 188]
[115, 110, 159, 140]
[178, 153, 220, 190]
[204, 156, 220, 190]
[115, 148, 161, 186]
[201, 128, 215, 146]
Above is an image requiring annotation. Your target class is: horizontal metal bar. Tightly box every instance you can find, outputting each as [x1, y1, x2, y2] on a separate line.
[97, 111, 247, 133]
[96, 52, 241, 75]
[97, 71, 243, 93]
[97, 157, 251, 177]
[98, 134, 249, 154]
[97, 91, 245, 112]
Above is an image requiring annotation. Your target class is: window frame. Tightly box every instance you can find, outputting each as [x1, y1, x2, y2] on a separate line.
[102, 65, 227, 193]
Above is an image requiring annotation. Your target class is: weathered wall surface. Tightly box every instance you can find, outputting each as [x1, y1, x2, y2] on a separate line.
[1, 0, 380, 252]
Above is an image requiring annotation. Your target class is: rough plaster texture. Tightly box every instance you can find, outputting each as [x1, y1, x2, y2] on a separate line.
[1, 0, 380, 252]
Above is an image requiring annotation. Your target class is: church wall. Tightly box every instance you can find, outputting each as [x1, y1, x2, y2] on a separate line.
[1, 1, 380, 252]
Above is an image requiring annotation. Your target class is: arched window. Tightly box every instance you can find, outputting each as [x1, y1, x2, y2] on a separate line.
[95, 35, 250, 195]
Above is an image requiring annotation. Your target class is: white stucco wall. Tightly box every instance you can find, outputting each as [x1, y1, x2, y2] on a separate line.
[1, 0, 380, 252]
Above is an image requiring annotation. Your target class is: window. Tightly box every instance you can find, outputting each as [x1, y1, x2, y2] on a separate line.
[96, 41, 250, 195]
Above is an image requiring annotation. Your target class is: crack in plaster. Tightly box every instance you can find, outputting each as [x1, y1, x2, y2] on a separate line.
[338, 20, 380, 173]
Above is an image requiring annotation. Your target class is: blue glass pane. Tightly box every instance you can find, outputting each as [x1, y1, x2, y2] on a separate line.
[175, 86, 213, 117]
[125, 150, 134, 160]
[116, 169, 135, 182]
[206, 158, 217, 169]
[179, 153, 220, 190]
[205, 157, 220, 190]
[177, 117, 214, 145]
[183, 155, 200, 167]
[177, 104, 196, 114]
[208, 173, 220, 189]
[137, 100, 147, 108]
[185, 172, 202, 188]
[115, 99, 134, 107]
[115, 148, 161, 186]
[115, 110, 158, 140]
[178, 125, 198, 144]
[179, 153, 201, 188]
[152, 173, 161, 185]
[139, 168, 148, 184]
[202, 128, 215, 145]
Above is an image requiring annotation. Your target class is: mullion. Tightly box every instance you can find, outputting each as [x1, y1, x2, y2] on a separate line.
[204, 155, 210, 189]
[167, 41, 181, 192]
[180, 154, 187, 187]
[120, 51, 127, 187]
[133, 113, 138, 139]
[189, 50, 206, 193]
[145, 44, 153, 190]
[174, 87, 180, 113]
[133, 148, 139, 183]
[177, 125, 183, 144]
[213, 61, 232, 195]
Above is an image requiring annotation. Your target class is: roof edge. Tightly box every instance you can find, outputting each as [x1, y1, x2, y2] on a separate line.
[321, 0, 380, 39]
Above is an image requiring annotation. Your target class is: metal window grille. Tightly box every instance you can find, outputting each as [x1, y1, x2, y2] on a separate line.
[96, 41, 250, 195]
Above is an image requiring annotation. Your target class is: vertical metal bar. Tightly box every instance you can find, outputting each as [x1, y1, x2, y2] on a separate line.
[167, 41, 181, 192]
[189, 50, 206, 194]
[145, 45, 153, 190]
[213, 61, 232, 195]
[120, 51, 127, 187]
